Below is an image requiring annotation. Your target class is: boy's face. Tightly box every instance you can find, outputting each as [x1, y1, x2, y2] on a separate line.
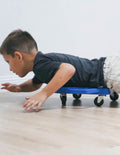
[3, 52, 28, 77]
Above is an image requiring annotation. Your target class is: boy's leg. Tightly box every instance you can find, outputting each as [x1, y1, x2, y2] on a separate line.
[104, 56, 120, 93]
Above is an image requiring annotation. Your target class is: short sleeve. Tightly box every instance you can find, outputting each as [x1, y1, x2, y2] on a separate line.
[32, 75, 42, 84]
[33, 52, 62, 84]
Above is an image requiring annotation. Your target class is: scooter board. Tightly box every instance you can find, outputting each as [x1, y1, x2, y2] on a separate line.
[56, 87, 110, 95]
[56, 87, 114, 106]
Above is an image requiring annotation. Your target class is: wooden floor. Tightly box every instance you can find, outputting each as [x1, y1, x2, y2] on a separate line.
[0, 92, 120, 155]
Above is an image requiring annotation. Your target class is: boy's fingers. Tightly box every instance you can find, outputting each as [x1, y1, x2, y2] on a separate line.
[7, 85, 13, 89]
[25, 97, 30, 100]
[1, 87, 6, 89]
[1, 83, 10, 86]
[23, 99, 34, 108]
[23, 99, 39, 111]
[1, 86, 10, 90]
[29, 101, 38, 111]
[24, 97, 34, 108]
[2, 84, 11, 88]
[23, 101, 29, 107]
[36, 103, 41, 111]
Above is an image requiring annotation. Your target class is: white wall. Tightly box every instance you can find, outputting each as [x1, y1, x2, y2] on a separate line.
[0, 0, 120, 89]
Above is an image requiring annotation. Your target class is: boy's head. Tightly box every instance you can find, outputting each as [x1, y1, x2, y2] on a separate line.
[0, 29, 38, 57]
[0, 29, 38, 77]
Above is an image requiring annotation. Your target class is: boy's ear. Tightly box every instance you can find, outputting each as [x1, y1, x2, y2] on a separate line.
[14, 51, 23, 61]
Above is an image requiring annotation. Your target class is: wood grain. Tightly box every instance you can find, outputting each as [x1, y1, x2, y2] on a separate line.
[0, 92, 120, 155]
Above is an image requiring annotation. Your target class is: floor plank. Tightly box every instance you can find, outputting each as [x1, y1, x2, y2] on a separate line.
[0, 92, 120, 155]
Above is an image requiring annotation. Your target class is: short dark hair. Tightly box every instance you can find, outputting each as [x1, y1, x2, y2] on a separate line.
[0, 29, 38, 56]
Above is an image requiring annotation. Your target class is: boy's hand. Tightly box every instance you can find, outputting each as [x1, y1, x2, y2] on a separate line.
[1, 83, 21, 92]
[23, 92, 47, 112]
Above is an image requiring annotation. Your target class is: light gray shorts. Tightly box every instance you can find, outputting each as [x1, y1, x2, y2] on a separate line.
[104, 56, 120, 93]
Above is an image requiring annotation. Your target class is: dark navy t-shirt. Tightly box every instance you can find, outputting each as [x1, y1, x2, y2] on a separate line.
[32, 52, 106, 88]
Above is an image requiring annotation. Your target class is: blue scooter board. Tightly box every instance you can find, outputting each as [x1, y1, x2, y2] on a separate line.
[56, 87, 119, 106]
[56, 87, 110, 95]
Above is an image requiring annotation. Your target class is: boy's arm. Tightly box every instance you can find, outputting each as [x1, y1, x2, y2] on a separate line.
[1, 79, 42, 92]
[19, 79, 42, 92]
[23, 63, 76, 111]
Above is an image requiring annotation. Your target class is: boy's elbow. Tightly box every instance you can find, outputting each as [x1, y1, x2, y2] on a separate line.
[61, 63, 76, 77]
[69, 64, 76, 76]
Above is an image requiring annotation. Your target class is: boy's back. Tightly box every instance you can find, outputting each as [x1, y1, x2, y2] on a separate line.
[33, 52, 106, 88]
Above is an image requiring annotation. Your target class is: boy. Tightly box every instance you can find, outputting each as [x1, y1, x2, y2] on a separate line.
[0, 29, 119, 111]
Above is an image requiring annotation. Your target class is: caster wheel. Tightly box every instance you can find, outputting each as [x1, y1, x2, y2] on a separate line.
[60, 94, 67, 106]
[73, 94, 81, 99]
[94, 96, 104, 107]
[110, 92, 119, 101]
